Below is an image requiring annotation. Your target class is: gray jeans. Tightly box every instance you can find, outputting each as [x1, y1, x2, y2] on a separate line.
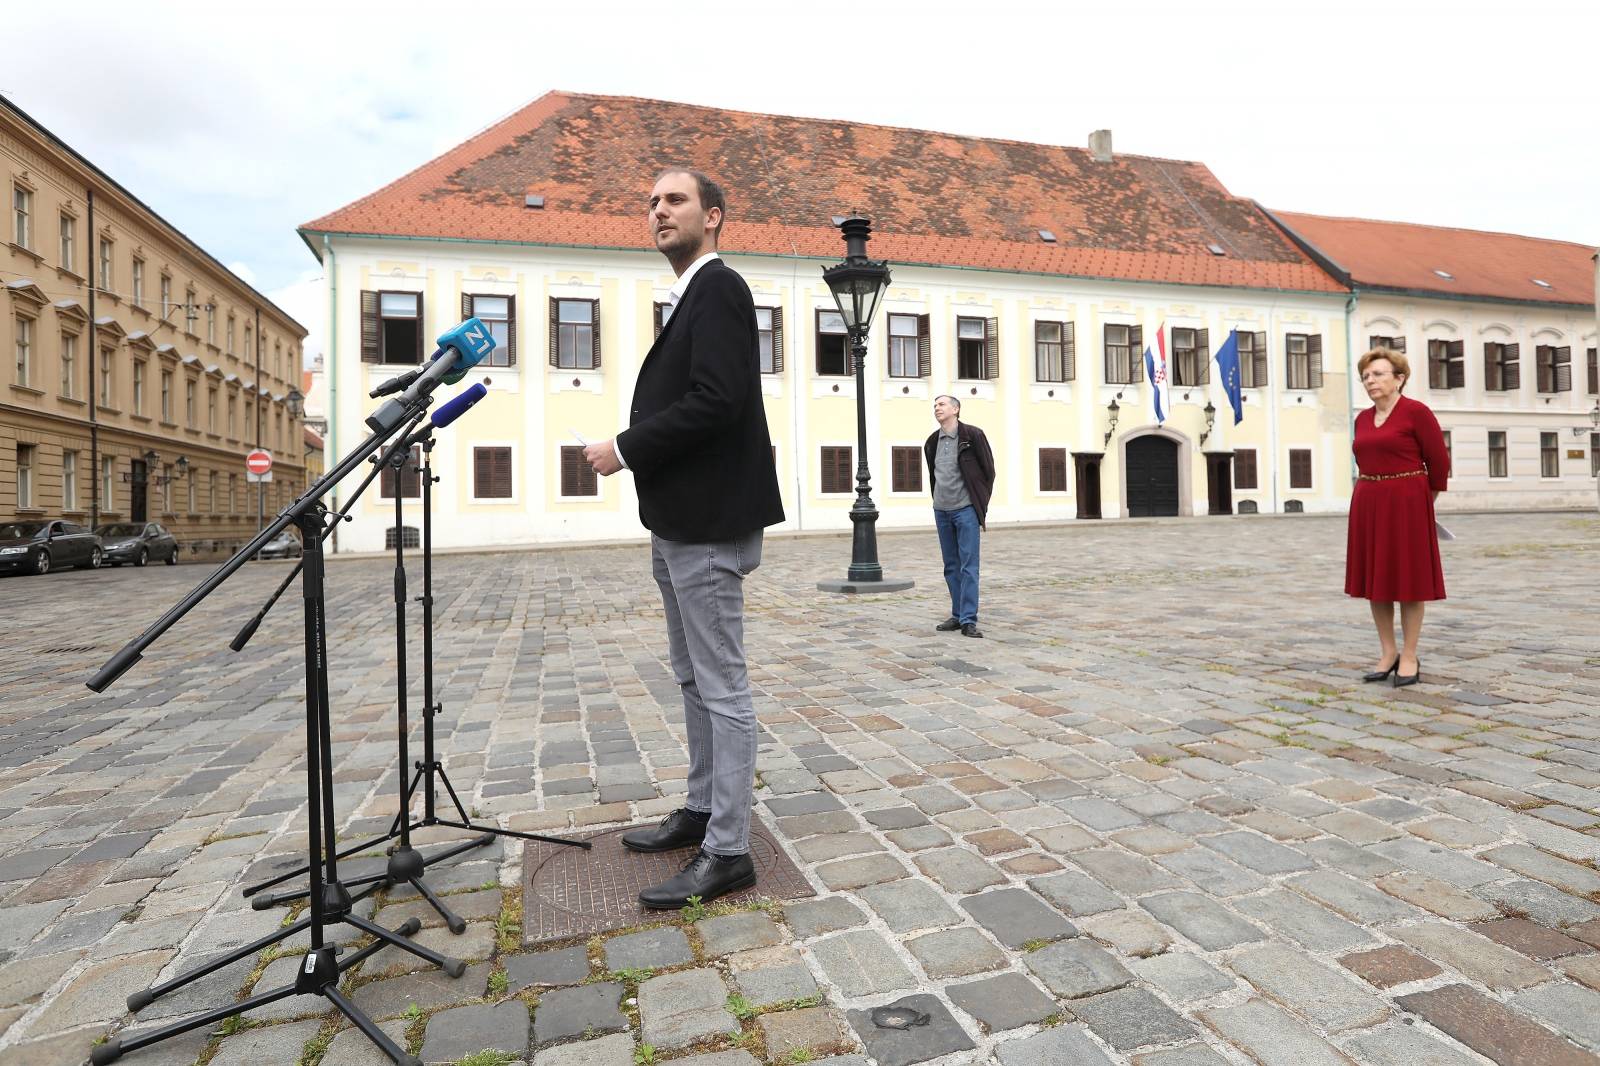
[650, 530, 762, 856]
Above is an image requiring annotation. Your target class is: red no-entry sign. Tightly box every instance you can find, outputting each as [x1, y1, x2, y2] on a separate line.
[246, 450, 273, 476]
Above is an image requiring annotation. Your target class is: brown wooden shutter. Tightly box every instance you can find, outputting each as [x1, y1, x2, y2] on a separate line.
[474, 446, 491, 497]
[504, 295, 517, 366]
[461, 293, 473, 321]
[1290, 449, 1312, 489]
[549, 298, 560, 368]
[653, 302, 666, 340]
[590, 300, 602, 370]
[560, 446, 579, 495]
[891, 448, 907, 492]
[984, 318, 999, 381]
[413, 294, 425, 363]
[1129, 326, 1144, 383]
[1503, 342, 1521, 391]
[1252, 331, 1268, 386]
[1556, 346, 1573, 392]
[1196, 328, 1210, 385]
[1308, 334, 1323, 389]
[771, 307, 784, 373]
[917, 314, 931, 378]
[1589, 348, 1598, 394]
[1064, 322, 1076, 382]
[360, 291, 380, 363]
[1447, 340, 1464, 389]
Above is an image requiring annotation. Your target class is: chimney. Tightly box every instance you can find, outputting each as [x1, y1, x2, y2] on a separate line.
[1089, 129, 1113, 163]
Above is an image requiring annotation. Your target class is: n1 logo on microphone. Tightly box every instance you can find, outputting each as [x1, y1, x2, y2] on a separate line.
[437, 317, 496, 360]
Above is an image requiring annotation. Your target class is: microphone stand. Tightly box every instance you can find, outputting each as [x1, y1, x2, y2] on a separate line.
[87, 392, 464, 1066]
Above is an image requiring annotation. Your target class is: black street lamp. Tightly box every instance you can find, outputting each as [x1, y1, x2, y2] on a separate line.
[817, 214, 913, 594]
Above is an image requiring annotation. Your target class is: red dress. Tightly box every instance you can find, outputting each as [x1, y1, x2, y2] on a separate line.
[1345, 394, 1449, 601]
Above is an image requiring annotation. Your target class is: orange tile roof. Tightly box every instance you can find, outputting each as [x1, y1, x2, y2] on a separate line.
[303, 426, 322, 450]
[302, 91, 1343, 295]
[1271, 211, 1594, 307]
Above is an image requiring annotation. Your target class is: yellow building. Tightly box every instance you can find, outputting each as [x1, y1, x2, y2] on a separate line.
[300, 92, 1351, 551]
[1, 97, 308, 559]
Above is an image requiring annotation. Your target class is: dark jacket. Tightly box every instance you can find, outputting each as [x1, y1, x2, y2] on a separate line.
[924, 421, 996, 529]
[617, 258, 784, 542]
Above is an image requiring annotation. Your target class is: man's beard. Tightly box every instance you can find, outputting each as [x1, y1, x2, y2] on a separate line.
[656, 225, 700, 261]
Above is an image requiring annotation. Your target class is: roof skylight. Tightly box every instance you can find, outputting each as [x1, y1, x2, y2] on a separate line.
[1432, 269, 1454, 280]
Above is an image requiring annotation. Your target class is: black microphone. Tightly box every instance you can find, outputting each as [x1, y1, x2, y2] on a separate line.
[369, 368, 422, 398]
[400, 383, 488, 449]
[366, 318, 495, 434]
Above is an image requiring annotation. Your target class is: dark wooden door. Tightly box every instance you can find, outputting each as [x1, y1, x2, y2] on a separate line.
[1073, 453, 1102, 519]
[1205, 454, 1233, 515]
[1126, 436, 1179, 517]
[130, 461, 148, 523]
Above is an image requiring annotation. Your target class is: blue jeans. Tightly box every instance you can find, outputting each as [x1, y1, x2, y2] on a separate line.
[934, 506, 980, 625]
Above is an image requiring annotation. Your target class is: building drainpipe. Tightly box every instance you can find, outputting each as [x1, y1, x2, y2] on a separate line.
[324, 234, 338, 551]
[1345, 291, 1359, 489]
[86, 188, 99, 528]
[255, 306, 263, 536]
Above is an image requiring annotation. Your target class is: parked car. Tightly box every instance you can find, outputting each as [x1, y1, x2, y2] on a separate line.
[94, 522, 180, 567]
[256, 529, 303, 560]
[0, 520, 102, 575]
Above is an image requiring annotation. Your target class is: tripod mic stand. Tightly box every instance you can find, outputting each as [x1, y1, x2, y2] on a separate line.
[87, 388, 472, 1066]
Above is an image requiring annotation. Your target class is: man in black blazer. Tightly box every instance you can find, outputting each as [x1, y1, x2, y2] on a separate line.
[584, 169, 784, 908]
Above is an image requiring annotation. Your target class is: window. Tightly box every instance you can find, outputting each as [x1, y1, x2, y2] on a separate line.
[887, 314, 922, 378]
[380, 446, 422, 498]
[1536, 345, 1572, 394]
[102, 457, 115, 512]
[1442, 430, 1453, 464]
[160, 464, 172, 513]
[1592, 433, 1599, 478]
[243, 322, 251, 364]
[160, 274, 172, 319]
[62, 451, 77, 511]
[891, 446, 922, 492]
[207, 303, 216, 346]
[1285, 333, 1323, 390]
[185, 379, 196, 427]
[15, 443, 38, 509]
[1234, 448, 1258, 490]
[387, 526, 421, 550]
[14, 314, 32, 387]
[207, 387, 217, 432]
[550, 298, 599, 370]
[956, 316, 996, 380]
[1171, 327, 1210, 388]
[1039, 447, 1068, 492]
[757, 307, 784, 374]
[1104, 324, 1144, 384]
[1369, 334, 1405, 352]
[12, 184, 32, 249]
[132, 362, 145, 415]
[1428, 339, 1464, 390]
[160, 370, 173, 422]
[1238, 331, 1268, 388]
[1589, 348, 1598, 395]
[60, 332, 77, 397]
[464, 294, 514, 367]
[1484, 342, 1520, 392]
[1036, 321, 1074, 382]
[98, 238, 113, 292]
[559, 446, 597, 497]
[226, 315, 235, 356]
[59, 214, 75, 272]
[653, 301, 671, 339]
[274, 341, 281, 377]
[820, 446, 853, 493]
[98, 348, 114, 406]
[1488, 431, 1508, 478]
[816, 309, 848, 376]
[473, 446, 513, 498]
[187, 468, 196, 513]
[208, 470, 217, 512]
[131, 258, 144, 308]
[1541, 432, 1560, 478]
[229, 473, 238, 513]
[1289, 448, 1313, 489]
[227, 394, 237, 438]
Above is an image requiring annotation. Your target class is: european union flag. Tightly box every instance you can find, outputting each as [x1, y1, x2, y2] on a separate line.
[1213, 329, 1244, 425]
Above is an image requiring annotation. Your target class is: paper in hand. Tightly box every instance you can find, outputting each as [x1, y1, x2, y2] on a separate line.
[1435, 520, 1455, 541]
[568, 427, 589, 447]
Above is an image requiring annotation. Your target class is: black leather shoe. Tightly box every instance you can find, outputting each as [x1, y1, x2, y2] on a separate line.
[1363, 657, 1399, 683]
[962, 623, 983, 638]
[1393, 662, 1422, 688]
[639, 849, 756, 910]
[621, 809, 708, 853]
[936, 617, 962, 632]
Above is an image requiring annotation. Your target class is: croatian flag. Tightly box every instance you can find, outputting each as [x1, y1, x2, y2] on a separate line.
[1143, 323, 1171, 424]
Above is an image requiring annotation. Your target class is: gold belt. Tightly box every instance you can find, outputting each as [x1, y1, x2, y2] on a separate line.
[1357, 470, 1425, 482]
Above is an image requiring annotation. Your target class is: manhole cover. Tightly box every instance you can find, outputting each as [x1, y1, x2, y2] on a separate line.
[522, 815, 813, 946]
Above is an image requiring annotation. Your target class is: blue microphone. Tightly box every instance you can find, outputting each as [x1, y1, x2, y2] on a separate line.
[401, 384, 487, 448]
[366, 318, 497, 433]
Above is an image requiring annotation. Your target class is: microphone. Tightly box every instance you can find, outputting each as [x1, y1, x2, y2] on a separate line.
[400, 383, 487, 448]
[369, 367, 422, 398]
[366, 318, 496, 434]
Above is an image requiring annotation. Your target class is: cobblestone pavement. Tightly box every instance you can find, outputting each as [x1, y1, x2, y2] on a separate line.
[0, 510, 1597, 1066]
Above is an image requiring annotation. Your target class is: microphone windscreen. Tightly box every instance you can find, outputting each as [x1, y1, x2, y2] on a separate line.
[431, 383, 488, 429]
[436, 318, 497, 385]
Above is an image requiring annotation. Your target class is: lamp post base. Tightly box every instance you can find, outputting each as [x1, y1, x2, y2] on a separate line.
[817, 576, 916, 595]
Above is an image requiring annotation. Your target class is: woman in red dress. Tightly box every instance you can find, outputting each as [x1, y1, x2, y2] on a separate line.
[1346, 348, 1449, 687]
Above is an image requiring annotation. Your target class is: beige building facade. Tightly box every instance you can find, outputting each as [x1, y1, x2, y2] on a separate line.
[2, 98, 308, 557]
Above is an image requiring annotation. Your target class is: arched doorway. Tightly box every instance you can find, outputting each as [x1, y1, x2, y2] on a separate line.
[1125, 435, 1180, 517]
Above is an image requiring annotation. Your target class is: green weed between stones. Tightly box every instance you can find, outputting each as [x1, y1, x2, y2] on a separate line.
[681, 895, 710, 922]
[454, 1051, 518, 1066]
[633, 1045, 659, 1065]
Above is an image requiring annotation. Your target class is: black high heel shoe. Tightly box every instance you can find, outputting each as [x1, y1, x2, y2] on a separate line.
[1393, 661, 1421, 688]
[1363, 656, 1400, 683]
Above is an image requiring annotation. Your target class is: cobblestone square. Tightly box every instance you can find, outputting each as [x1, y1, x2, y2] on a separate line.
[0, 510, 1596, 1065]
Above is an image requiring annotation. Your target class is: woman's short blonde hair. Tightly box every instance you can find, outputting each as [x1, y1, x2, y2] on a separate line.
[1359, 348, 1410, 390]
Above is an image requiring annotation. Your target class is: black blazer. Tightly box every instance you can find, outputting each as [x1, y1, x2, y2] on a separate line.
[617, 258, 784, 543]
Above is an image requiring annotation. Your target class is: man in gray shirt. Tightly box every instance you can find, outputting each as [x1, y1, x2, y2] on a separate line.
[923, 395, 996, 637]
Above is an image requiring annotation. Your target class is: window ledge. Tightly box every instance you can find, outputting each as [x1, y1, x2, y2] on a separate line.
[159, 420, 179, 429]
[9, 243, 43, 264]
[97, 404, 120, 415]
[128, 414, 152, 423]
[96, 290, 121, 306]
[11, 384, 45, 396]
[131, 304, 151, 318]
[59, 395, 86, 407]
[14, 508, 45, 516]
[55, 267, 85, 285]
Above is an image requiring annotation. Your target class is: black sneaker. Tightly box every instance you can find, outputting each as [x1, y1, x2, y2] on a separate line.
[935, 617, 962, 632]
[621, 809, 709, 853]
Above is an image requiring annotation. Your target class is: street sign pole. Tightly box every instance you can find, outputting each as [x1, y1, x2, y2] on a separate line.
[245, 450, 274, 537]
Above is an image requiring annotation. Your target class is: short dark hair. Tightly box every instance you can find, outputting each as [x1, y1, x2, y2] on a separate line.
[657, 169, 726, 239]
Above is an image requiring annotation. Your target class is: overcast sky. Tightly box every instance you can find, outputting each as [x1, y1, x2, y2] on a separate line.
[8, 0, 1596, 364]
